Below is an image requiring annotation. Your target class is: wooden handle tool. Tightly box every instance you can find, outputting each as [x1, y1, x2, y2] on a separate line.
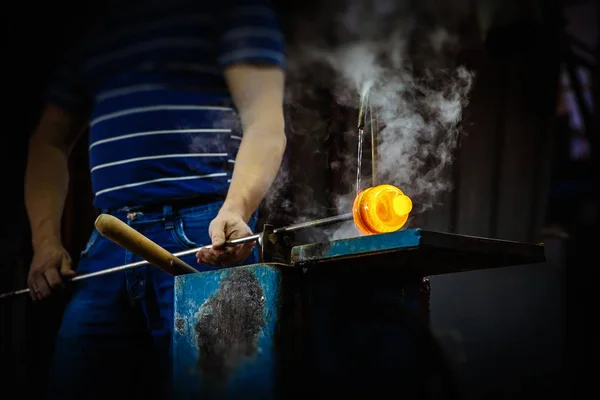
[94, 214, 197, 276]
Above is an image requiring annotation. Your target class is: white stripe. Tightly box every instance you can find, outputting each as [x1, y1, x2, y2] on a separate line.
[96, 84, 166, 102]
[89, 129, 231, 149]
[91, 153, 228, 173]
[227, 159, 235, 164]
[84, 38, 213, 71]
[227, 179, 232, 183]
[90, 15, 213, 47]
[95, 173, 227, 196]
[90, 105, 233, 126]
[222, 28, 283, 41]
[231, 135, 242, 141]
[218, 49, 284, 65]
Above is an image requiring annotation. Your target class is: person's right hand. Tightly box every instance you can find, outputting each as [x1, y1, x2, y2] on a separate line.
[27, 241, 76, 301]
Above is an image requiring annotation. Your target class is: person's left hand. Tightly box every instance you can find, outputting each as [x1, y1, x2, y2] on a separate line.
[196, 208, 256, 266]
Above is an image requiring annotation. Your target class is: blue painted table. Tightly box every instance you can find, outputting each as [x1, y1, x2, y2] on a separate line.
[173, 229, 545, 399]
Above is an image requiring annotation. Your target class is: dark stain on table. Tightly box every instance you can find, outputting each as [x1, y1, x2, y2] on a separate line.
[195, 268, 266, 387]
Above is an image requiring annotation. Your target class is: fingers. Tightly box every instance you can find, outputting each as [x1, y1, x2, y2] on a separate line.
[235, 242, 255, 265]
[44, 268, 65, 290]
[196, 241, 256, 267]
[27, 272, 52, 301]
[197, 246, 233, 266]
[195, 248, 219, 266]
[27, 278, 39, 301]
[209, 219, 227, 249]
[199, 211, 256, 266]
[28, 253, 75, 302]
[59, 253, 76, 277]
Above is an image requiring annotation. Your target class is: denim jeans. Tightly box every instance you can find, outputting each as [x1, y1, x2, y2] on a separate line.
[47, 200, 258, 399]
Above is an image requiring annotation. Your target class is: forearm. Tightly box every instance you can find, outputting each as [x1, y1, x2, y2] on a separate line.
[24, 105, 84, 250]
[221, 64, 286, 221]
[224, 120, 286, 221]
[25, 140, 71, 249]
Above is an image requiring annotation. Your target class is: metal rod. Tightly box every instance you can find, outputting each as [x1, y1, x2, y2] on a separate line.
[356, 88, 369, 194]
[0, 213, 354, 300]
[356, 127, 364, 193]
[275, 212, 353, 233]
[370, 101, 378, 186]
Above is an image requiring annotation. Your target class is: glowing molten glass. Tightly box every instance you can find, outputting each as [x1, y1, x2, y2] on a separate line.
[352, 184, 413, 235]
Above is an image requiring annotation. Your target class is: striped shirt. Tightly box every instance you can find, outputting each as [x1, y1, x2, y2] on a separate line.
[46, 0, 285, 210]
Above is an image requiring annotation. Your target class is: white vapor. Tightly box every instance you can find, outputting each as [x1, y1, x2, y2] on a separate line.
[272, 0, 474, 241]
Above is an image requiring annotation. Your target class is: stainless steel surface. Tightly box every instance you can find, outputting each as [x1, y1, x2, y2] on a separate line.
[0, 214, 354, 299]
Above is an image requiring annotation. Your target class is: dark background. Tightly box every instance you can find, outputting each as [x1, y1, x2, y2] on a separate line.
[1, 0, 597, 398]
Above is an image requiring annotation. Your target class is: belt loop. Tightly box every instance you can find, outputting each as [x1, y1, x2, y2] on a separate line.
[163, 205, 174, 230]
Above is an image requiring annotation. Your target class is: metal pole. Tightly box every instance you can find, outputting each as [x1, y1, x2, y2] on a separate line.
[356, 89, 369, 194]
[370, 100, 378, 186]
[0, 213, 354, 300]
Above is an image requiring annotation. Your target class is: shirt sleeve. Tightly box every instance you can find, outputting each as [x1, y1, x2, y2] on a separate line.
[44, 52, 91, 114]
[218, 0, 286, 69]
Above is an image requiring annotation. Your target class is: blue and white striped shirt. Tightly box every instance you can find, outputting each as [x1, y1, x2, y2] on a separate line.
[46, 0, 285, 210]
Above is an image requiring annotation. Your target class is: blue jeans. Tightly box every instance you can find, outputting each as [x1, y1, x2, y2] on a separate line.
[47, 201, 258, 399]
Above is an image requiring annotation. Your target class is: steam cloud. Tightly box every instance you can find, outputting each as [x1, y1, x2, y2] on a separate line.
[267, 0, 474, 240]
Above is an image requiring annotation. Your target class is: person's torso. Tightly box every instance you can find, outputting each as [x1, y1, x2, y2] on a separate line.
[78, 0, 240, 210]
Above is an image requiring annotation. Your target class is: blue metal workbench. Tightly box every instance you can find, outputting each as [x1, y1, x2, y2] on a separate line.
[173, 229, 545, 399]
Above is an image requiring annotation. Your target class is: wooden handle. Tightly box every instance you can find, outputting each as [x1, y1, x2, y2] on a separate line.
[94, 214, 197, 276]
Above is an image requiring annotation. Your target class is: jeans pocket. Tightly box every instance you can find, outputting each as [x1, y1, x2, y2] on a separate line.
[172, 214, 214, 249]
[172, 211, 259, 249]
[80, 229, 101, 258]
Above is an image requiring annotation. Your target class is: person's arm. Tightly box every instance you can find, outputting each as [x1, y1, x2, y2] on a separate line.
[220, 64, 286, 222]
[25, 104, 88, 300]
[25, 104, 87, 250]
[217, 0, 287, 221]
[196, 0, 286, 265]
[25, 53, 91, 300]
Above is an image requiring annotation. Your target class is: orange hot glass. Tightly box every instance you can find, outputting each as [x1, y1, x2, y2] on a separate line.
[352, 184, 413, 235]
